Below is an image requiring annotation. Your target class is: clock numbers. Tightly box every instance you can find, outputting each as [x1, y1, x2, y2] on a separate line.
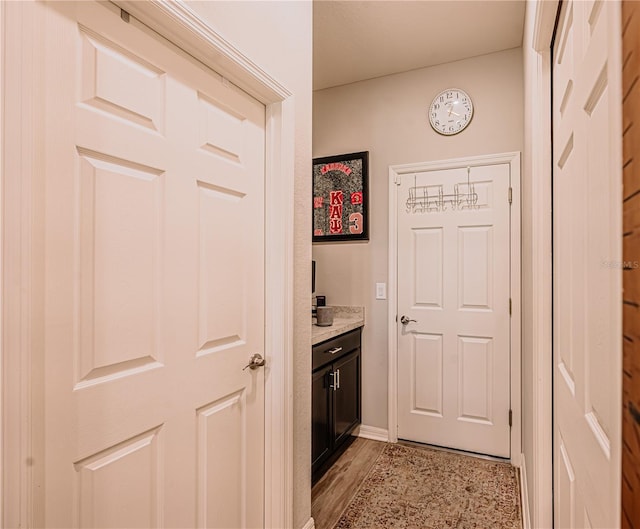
[428, 88, 473, 136]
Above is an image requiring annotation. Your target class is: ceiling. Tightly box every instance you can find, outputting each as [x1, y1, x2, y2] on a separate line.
[313, 0, 526, 91]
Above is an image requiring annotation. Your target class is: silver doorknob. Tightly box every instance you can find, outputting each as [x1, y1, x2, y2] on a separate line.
[400, 315, 417, 325]
[243, 353, 266, 371]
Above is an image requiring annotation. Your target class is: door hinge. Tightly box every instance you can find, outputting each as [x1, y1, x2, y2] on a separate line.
[394, 174, 401, 185]
[509, 409, 513, 427]
[120, 9, 130, 23]
[509, 298, 512, 316]
[508, 187, 513, 205]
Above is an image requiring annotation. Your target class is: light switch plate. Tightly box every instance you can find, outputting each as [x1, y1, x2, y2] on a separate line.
[376, 282, 387, 300]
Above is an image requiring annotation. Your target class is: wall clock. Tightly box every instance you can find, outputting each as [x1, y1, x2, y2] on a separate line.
[429, 88, 473, 136]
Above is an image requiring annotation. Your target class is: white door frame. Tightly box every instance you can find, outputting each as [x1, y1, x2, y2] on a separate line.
[387, 152, 522, 467]
[523, 2, 558, 527]
[0, 2, 295, 528]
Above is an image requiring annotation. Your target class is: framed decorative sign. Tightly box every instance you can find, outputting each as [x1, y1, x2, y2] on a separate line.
[313, 151, 369, 242]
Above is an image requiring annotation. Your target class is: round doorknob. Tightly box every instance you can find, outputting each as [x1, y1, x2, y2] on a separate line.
[243, 353, 266, 371]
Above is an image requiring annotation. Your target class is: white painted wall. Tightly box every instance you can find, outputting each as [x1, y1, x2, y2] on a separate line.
[313, 48, 523, 432]
[185, 3, 312, 528]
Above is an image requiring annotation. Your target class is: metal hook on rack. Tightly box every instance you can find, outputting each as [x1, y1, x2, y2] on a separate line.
[405, 166, 479, 214]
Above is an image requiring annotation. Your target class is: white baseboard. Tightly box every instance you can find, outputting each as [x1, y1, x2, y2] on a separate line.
[301, 516, 315, 529]
[355, 424, 389, 442]
[519, 453, 531, 529]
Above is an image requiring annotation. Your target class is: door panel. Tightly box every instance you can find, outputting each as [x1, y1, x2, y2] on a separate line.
[42, 2, 266, 527]
[79, 28, 166, 132]
[76, 151, 164, 387]
[458, 226, 493, 310]
[397, 163, 511, 458]
[552, 1, 621, 527]
[74, 427, 163, 529]
[414, 228, 443, 307]
[413, 333, 443, 416]
[458, 336, 493, 423]
[196, 392, 247, 529]
[312, 366, 332, 468]
[333, 350, 361, 445]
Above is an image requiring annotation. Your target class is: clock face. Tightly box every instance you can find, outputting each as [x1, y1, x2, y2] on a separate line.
[429, 88, 473, 136]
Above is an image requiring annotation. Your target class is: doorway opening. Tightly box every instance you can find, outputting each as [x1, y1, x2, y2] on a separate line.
[388, 151, 522, 464]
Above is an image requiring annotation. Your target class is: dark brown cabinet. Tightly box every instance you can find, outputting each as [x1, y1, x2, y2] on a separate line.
[311, 328, 361, 483]
[312, 364, 332, 467]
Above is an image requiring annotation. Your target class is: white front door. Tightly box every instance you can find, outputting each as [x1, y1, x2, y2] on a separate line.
[42, 2, 266, 527]
[396, 163, 512, 458]
[552, 1, 621, 527]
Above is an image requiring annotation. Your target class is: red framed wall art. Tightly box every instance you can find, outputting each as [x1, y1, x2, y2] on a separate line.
[312, 151, 369, 242]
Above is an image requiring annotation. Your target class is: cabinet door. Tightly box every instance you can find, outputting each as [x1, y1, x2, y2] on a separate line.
[333, 349, 361, 447]
[312, 365, 333, 468]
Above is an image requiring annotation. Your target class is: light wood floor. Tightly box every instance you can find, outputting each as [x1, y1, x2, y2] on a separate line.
[311, 437, 386, 529]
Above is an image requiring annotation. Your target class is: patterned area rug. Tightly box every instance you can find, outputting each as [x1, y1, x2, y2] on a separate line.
[334, 443, 521, 529]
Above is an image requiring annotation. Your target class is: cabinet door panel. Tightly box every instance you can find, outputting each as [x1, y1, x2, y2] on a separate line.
[333, 350, 361, 447]
[312, 365, 333, 468]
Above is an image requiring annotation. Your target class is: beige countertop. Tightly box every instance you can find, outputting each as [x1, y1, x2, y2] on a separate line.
[312, 305, 364, 345]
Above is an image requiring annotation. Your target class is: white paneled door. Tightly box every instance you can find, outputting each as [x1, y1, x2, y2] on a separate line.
[42, 2, 265, 527]
[397, 163, 511, 458]
[552, 1, 621, 527]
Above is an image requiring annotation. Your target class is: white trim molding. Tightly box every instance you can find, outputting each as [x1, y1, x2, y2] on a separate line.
[387, 152, 522, 465]
[519, 453, 531, 529]
[262, 90, 296, 529]
[522, 1, 558, 527]
[114, 0, 290, 105]
[2, 2, 47, 527]
[356, 425, 390, 443]
[532, 0, 559, 52]
[2, 2, 296, 528]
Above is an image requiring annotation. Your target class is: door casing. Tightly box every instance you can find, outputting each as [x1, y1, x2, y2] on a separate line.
[521, 2, 558, 527]
[387, 151, 522, 467]
[0, 2, 296, 528]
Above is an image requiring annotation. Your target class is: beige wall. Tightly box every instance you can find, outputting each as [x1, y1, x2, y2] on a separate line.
[185, 3, 313, 528]
[313, 48, 524, 431]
